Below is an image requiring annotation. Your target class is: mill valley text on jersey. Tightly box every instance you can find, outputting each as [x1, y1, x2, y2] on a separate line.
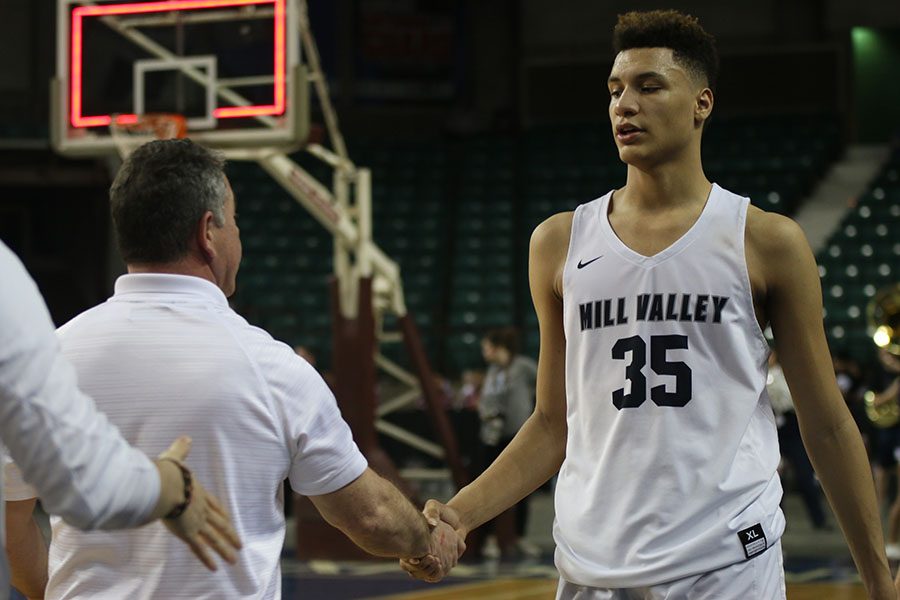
[577, 293, 730, 331]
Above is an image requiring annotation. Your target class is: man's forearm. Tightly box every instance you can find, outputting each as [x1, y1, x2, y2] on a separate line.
[353, 484, 431, 558]
[312, 469, 432, 559]
[801, 414, 894, 596]
[450, 409, 565, 535]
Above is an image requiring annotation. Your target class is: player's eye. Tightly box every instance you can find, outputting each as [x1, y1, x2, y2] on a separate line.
[641, 86, 661, 93]
[609, 89, 622, 99]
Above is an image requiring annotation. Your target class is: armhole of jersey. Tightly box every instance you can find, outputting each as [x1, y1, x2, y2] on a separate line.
[561, 204, 584, 295]
[738, 199, 773, 359]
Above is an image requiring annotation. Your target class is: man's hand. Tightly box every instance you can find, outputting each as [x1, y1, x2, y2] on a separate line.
[155, 437, 243, 571]
[422, 499, 466, 535]
[400, 500, 467, 582]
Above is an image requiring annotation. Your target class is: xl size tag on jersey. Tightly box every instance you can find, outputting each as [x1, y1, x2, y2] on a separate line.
[738, 524, 767, 559]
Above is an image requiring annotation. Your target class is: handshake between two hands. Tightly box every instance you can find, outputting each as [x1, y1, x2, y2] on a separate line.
[400, 499, 467, 583]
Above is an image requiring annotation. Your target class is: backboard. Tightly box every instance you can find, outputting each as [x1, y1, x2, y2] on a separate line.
[53, 0, 308, 157]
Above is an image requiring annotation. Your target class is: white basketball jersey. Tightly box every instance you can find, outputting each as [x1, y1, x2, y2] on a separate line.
[554, 184, 784, 588]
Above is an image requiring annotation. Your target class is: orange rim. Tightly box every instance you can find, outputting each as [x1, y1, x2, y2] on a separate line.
[111, 113, 187, 139]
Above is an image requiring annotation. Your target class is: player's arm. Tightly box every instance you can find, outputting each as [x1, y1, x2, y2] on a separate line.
[752, 211, 896, 599]
[442, 212, 572, 538]
[6, 498, 47, 599]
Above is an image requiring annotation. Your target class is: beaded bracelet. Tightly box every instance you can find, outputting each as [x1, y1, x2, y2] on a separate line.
[160, 457, 193, 519]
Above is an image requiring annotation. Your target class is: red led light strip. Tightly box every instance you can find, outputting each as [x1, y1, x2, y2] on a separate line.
[70, 0, 286, 128]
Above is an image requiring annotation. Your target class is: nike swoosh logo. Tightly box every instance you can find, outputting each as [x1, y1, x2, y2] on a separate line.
[577, 255, 604, 269]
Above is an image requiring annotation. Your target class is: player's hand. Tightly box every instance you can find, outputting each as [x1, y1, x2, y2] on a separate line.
[422, 498, 466, 536]
[157, 437, 243, 570]
[401, 520, 463, 582]
[400, 500, 467, 582]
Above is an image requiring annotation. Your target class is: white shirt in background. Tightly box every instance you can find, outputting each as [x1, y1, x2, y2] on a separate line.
[0, 241, 160, 598]
[766, 363, 794, 421]
[8, 273, 367, 599]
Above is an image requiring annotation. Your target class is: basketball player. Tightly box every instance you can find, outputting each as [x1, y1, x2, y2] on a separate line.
[403, 10, 897, 599]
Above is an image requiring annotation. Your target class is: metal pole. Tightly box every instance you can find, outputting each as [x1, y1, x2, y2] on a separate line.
[297, 0, 349, 164]
[175, 12, 185, 116]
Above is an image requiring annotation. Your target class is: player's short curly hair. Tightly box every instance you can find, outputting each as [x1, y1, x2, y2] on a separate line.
[613, 10, 719, 92]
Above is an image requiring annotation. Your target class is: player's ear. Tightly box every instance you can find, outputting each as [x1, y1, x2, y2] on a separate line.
[695, 87, 714, 127]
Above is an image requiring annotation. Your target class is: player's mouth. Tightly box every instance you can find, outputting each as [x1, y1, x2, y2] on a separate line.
[616, 123, 644, 144]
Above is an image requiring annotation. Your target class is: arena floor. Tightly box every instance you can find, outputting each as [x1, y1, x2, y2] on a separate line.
[5, 490, 876, 599]
[278, 492, 874, 599]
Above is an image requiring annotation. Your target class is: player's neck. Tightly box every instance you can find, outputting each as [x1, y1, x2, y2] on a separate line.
[621, 151, 710, 210]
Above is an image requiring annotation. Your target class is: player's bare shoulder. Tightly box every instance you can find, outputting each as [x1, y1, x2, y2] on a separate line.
[746, 204, 806, 250]
[529, 211, 574, 300]
[531, 211, 574, 251]
[746, 205, 810, 257]
[745, 204, 816, 289]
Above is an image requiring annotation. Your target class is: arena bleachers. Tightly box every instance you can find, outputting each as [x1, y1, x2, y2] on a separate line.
[818, 144, 900, 362]
[361, 139, 451, 364]
[229, 159, 334, 363]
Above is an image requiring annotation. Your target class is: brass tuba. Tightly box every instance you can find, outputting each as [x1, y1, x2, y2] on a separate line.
[864, 283, 900, 428]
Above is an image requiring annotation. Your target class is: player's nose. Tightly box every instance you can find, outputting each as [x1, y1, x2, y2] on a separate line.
[613, 88, 639, 117]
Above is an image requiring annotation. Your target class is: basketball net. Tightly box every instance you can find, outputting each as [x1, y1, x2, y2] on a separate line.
[109, 113, 188, 159]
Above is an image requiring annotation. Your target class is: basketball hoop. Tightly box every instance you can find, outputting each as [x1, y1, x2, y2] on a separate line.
[109, 113, 188, 159]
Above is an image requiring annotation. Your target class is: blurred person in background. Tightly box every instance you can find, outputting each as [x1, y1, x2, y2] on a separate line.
[767, 351, 827, 530]
[457, 369, 484, 411]
[451, 369, 485, 480]
[479, 327, 538, 559]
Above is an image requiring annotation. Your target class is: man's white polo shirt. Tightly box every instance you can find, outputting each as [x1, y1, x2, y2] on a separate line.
[18, 273, 368, 599]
